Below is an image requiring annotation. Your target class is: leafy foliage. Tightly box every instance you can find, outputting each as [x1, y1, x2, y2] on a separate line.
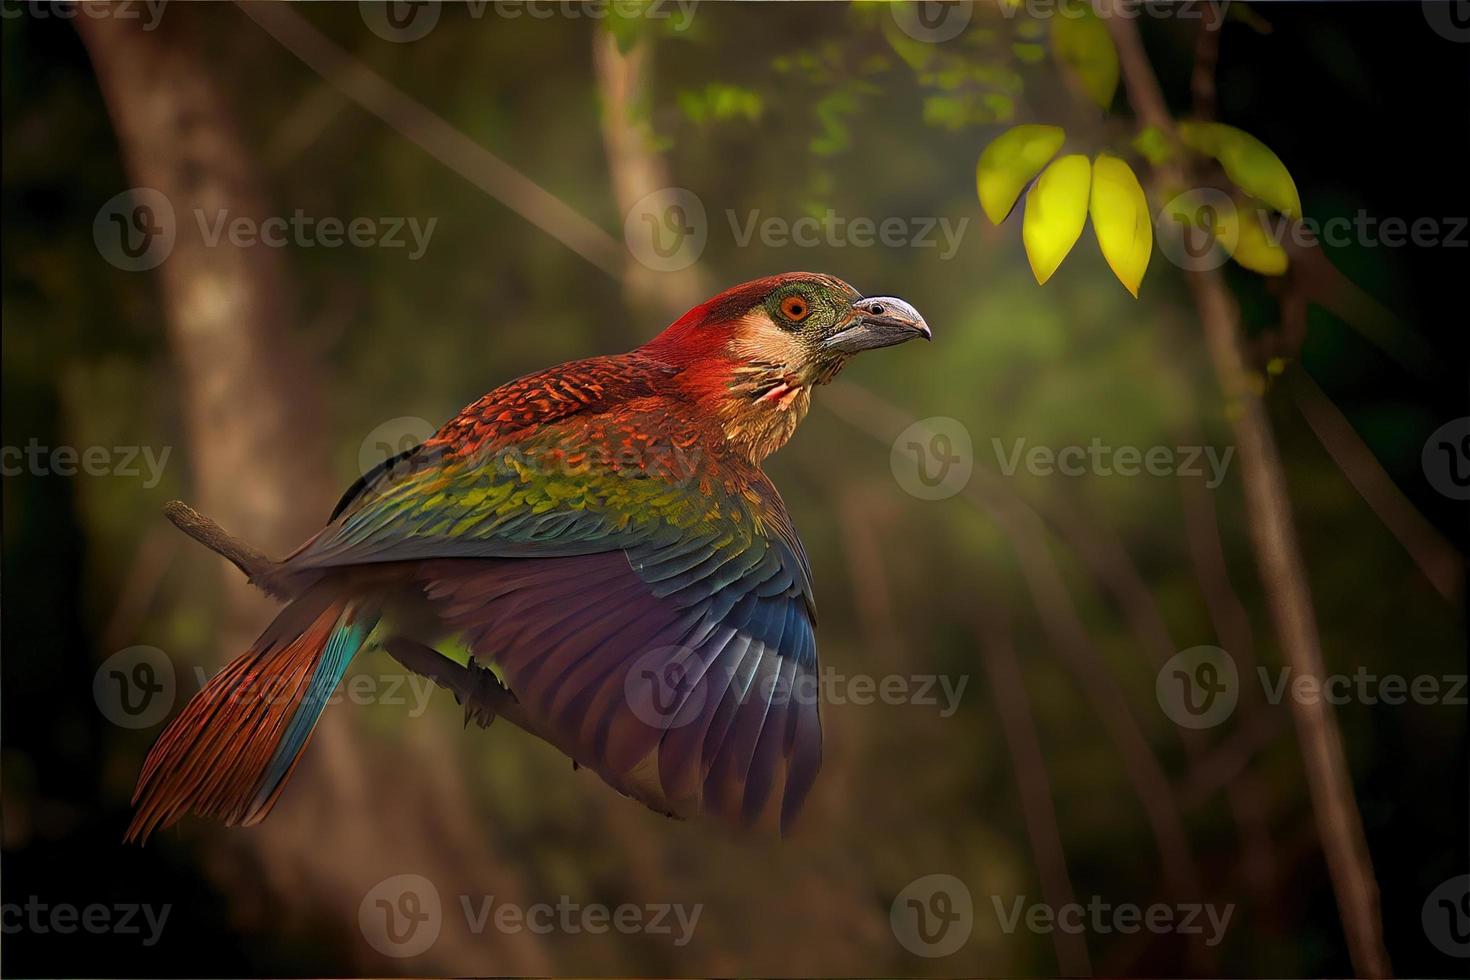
[975, 123, 1065, 224]
[1089, 153, 1153, 296]
[1022, 154, 1091, 285]
[677, 83, 764, 126]
[1177, 120, 1302, 219]
[1050, 4, 1119, 109]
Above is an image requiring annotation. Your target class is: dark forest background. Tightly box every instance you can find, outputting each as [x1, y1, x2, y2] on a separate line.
[2, 2, 1467, 977]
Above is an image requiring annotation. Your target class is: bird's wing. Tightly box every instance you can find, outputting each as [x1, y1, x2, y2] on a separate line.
[291, 353, 821, 832]
[416, 521, 821, 834]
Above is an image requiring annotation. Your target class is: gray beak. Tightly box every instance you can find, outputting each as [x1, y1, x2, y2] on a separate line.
[820, 296, 932, 355]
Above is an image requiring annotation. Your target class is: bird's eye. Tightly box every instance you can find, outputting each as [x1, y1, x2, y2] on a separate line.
[780, 295, 810, 322]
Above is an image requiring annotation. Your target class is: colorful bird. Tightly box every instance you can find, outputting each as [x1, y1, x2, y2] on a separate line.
[127, 272, 930, 841]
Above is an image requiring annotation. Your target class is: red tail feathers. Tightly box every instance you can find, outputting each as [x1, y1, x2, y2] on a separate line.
[125, 591, 374, 843]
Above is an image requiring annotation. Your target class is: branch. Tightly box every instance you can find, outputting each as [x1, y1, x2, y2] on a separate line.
[1099, 5, 1393, 975]
[163, 500, 279, 585]
[1190, 1, 1223, 120]
[974, 604, 1092, 977]
[234, 1, 625, 279]
[823, 381, 1205, 909]
[1292, 373, 1463, 601]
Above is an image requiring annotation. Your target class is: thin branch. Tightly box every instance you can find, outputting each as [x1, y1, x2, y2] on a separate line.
[234, 1, 625, 278]
[103, 522, 179, 653]
[1044, 488, 1279, 912]
[1190, 1, 1223, 120]
[1178, 707, 1288, 810]
[1291, 372, 1462, 601]
[823, 380, 1205, 910]
[974, 603, 1092, 977]
[162, 499, 279, 586]
[1099, 5, 1392, 974]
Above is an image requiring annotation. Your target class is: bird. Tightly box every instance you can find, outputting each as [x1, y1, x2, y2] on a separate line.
[126, 272, 930, 842]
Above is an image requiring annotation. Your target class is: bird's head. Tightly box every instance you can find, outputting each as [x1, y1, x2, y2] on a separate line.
[643, 272, 931, 463]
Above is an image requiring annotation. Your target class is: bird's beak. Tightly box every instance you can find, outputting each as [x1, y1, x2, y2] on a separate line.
[820, 296, 932, 355]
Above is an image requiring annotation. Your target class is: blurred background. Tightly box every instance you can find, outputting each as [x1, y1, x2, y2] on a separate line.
[2, 2, 1466, 977]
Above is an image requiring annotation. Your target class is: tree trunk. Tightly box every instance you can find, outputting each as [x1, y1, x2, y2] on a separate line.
[76, 8, 550, 973]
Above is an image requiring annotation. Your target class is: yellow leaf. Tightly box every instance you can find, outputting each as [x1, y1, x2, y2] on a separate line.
[1089, 154, 1152, 297]
[1217, 206, 1289, 275]
[1177, 120, 1302, 219]
[1023, 154, 1091, 285]
[976, 124, 1066, 225]
[1051, 6, 1119, 109]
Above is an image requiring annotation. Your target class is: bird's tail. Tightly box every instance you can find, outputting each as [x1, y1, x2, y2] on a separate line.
[125, 587, 378, 843]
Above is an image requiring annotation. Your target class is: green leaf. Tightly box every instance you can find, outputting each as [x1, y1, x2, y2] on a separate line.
[1012, 42, 1046, 64]
[811, 89, 861, 156]
[1131, 126, 1172, 166]
[1089, 154, 1152, 297]
[881, 13, 935, 71]
[1177, 121, 1302, 219]
[1023, 154, 1092, 285]
[976, 124, 1066, 224]
[1051, 7, 1119, 109]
